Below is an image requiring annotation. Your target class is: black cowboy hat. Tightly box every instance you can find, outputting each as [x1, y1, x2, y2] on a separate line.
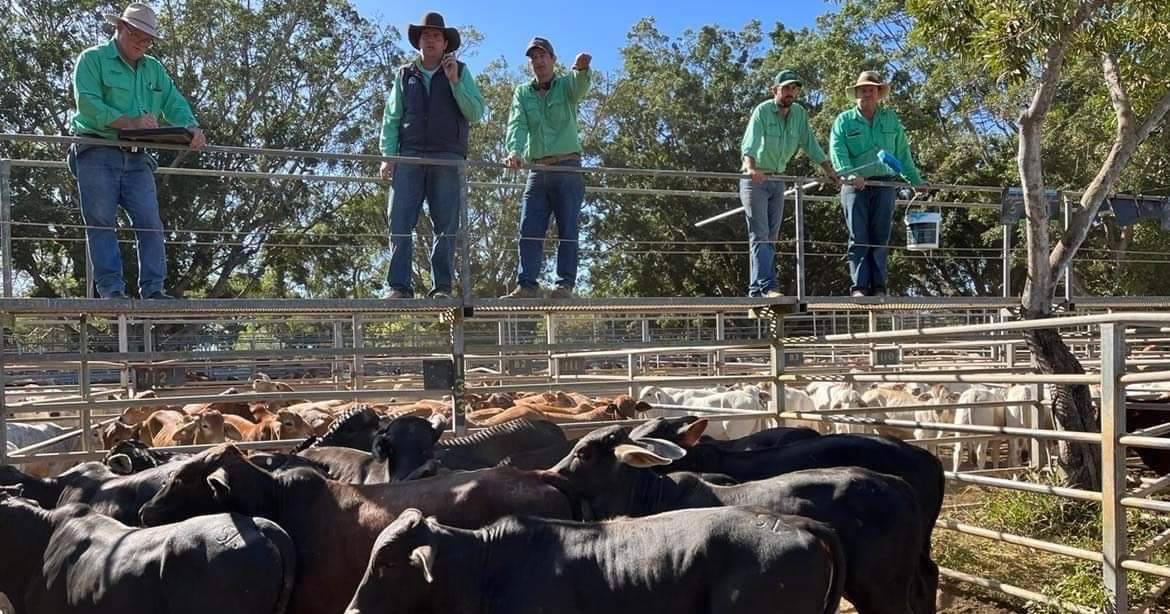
[408, 12, 461, 53]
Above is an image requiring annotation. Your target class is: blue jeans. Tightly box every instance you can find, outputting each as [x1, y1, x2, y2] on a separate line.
[516, 159, 585, 289]
[739, 178, 785, 296]
[841, 181, 896, 292]
[387, 151, 463, 295]
[67, 144, 165, 298]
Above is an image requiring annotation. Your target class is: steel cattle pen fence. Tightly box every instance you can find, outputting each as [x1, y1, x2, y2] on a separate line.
[4, 135, 1170, 611]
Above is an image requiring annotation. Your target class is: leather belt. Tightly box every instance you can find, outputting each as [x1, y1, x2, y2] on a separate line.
[80, 134, 141, 153]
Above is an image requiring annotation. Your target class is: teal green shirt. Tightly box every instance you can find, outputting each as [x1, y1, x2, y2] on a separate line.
[505, 68, 591, 162]
[379, 60, 486, 156]
[740, 100, 827, 174]
[70, 39, 197, 139]
[829, 105, 922, 185]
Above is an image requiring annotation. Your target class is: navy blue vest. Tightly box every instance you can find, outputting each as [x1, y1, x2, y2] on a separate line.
[398, 62, 469, 157]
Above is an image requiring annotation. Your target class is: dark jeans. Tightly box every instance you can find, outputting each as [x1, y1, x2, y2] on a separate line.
[387, 150, 463, 295]
[67, 143, 165, 298]
[841, 181, 896, 293]
[739, 177, 785, 296]
[516, 159, 585, 289]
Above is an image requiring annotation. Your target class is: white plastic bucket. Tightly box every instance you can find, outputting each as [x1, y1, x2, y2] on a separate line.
[905, 210, 941, 251]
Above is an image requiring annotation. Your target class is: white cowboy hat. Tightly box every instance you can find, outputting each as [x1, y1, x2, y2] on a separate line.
[103, 3, 161, 39]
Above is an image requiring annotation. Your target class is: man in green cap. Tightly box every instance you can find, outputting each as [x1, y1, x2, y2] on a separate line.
[68, 2, 206, 300]
[500, 36, 592, 299]
[738, 69, 839, 298]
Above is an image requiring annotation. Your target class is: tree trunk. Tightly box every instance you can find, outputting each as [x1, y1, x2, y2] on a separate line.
[1022, 315, 1102, 490]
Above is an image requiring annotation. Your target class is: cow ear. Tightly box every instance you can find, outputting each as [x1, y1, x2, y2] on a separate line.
[107, 454, 133, 475]
[427, 414, 447, 440]
[614, 443, 674, 468]
[678, 418, 707, 447]
[410, 545, 435, 583]
[207, 468, 232, 502]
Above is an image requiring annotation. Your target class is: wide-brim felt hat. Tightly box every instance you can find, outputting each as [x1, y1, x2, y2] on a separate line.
[408, 12, 461, 53]
[850, 70, 889, 97]
[103, 2, 161, 39]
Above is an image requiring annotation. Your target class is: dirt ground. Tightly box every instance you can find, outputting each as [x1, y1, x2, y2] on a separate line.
[939, 591, 1019, 613]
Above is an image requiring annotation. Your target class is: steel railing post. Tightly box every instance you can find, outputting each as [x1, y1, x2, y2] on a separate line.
[1100, 322, 1128, 613]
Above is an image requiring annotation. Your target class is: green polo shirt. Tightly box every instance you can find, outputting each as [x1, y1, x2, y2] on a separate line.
[379, 59, 486, 156]
[740, 100, 827, 174]
[505, 68, 591, 162]
[829, 105, 922, 185]
[70, 39, 198, 140]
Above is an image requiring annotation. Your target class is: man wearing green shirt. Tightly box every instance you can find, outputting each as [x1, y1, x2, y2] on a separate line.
[67, 3, 205, 300]
[739, 70, 839, 298]
[379, 12, 485, 299]
[829, 70, 927, 298]
[500, 37, 591, 299]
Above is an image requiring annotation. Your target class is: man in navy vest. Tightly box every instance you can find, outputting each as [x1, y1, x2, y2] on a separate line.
[379, 12, 485, 299]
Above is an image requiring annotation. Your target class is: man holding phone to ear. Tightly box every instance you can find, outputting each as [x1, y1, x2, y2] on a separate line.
[379, 11, 485, 299]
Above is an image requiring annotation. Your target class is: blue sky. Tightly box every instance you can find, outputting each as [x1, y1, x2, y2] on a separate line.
[351, 0, 832, 73]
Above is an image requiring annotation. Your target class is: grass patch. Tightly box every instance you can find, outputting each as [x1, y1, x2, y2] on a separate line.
[936, 468, 1170, 612]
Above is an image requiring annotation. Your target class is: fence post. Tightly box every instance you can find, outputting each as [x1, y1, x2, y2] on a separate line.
[351, 315, 364, 391]
[0, 322, 7, 465]
[767, 307, 785, 417]
[1063, 197, 1074, 304]
[1001, 224, 1011, 298]
[1100, 322, 1128, 614]
[79, 314, 92, 454]
[118, 315, 130, 395]
[794, 181, 806, 302]
[450, 307, 466, 436]
[0, 158, 12, 298]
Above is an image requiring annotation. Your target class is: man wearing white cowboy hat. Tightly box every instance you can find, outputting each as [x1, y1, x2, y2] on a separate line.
[739, 69, 840, 298]
[68, 2, 206, 300]
[379, 11, 485, 300]
[829, 70, 927, 299]
[499, 36, 592, 300]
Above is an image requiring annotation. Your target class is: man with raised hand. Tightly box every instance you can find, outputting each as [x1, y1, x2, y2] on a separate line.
[739, 69, 839, 298]
[379, 12, 485, 300]
[500, 37, 591, 300]
[68, 2, 206, 300]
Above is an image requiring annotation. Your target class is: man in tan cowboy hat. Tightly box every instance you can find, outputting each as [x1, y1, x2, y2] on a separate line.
[738, 69, 840, 298]
[379, 11, 485, 300]
[499, 37, 592, 300]
[829, 70, 927, 298]
[68, 2, 205, 300]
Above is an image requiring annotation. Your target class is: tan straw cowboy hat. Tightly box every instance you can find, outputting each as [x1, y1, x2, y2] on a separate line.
[104, 3, 161, 39]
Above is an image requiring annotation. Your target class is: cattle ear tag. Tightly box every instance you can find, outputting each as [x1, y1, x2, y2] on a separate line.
[410, 545, 435, 583]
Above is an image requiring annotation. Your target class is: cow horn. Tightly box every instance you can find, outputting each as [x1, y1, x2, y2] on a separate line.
[410, 545, 435, 583]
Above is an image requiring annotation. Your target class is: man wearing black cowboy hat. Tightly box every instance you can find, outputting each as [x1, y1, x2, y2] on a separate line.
[379, 11, 485, 299]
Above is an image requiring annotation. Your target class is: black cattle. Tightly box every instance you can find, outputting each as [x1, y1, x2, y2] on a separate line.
[52, 460, 180, 525]
[298, 447, 388, 484]
[138, 444, 573, 614]
[103, 439, 188, 474]
[294, 404, 383, 452]
[372, 416, 567, 481]
[0, 492, 294, 614]
[346, 507, 844, 614]
[551, 425, 928, 614]
[630, 415, 820, 451]
[624, 425, 944, 612]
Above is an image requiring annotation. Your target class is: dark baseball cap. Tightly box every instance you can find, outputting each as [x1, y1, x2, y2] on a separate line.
[525, 36, 555, 59]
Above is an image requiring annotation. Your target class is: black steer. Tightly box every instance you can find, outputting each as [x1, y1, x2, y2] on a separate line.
[346, 507, 844, 614]
[0, 492, 294, 614]
[371, 416, 566, 481]
[551, 425, 929, 614]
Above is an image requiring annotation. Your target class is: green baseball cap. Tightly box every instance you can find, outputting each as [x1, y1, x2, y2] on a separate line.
[773, 69, 803, 88]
